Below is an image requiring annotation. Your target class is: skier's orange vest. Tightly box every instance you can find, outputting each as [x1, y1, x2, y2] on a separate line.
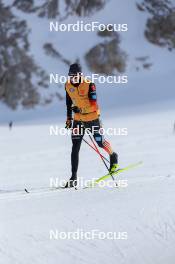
[65, 79, 100, 122]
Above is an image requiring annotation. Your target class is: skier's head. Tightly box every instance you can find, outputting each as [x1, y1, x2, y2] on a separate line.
[68, 63, 82, 85]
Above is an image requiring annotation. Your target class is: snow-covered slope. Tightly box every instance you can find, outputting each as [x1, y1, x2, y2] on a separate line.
[1, 1, 175, 262]
[1, 109, 175, 263]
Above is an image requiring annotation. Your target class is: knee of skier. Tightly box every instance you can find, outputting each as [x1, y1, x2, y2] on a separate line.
[94, 135, 104, 148]
[72, 139, 82, 153]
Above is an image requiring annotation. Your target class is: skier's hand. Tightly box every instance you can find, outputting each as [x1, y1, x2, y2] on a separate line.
[65, 118, 73, 129]
[72, 106, 81, 113]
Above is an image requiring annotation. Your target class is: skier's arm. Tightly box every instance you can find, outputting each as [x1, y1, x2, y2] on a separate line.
[66, 91, 73, 119]
[81, 83, 98, 114]
[65, 90, 73, 128]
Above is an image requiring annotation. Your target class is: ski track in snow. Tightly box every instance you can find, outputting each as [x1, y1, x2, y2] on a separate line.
[0, 109, 175, 264]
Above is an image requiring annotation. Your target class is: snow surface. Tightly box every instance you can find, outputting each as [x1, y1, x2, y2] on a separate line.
[0, 109, 175, 264]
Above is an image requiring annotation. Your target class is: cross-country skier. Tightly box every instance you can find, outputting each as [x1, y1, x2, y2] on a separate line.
[65, 63, 118, 188]
[9, 121, 13, 130]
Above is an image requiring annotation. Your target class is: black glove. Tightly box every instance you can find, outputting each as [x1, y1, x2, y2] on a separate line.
[65, 118, 73, 129]
[72, 106, 81, 113]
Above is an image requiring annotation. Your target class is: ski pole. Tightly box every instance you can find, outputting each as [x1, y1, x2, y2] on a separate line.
[88, 134, 115, 181]
[80, 120, 110, 166]
[81, 120, 115, 182]
[88, 134, 109, 171]
[82, 138, 109, 164]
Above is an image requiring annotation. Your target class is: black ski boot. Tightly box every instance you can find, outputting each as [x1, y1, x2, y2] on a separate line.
[110, 152, 118, 172]
[64, 172, 77, 188]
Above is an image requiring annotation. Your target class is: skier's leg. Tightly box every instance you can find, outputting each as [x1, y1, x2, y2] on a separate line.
[65, 120, 84, 188]
[71, 121, 84, 173]
[90, 119, 118, 171]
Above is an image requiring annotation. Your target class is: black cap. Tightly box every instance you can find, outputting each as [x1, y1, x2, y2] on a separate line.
[68, 63, 82, 76]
